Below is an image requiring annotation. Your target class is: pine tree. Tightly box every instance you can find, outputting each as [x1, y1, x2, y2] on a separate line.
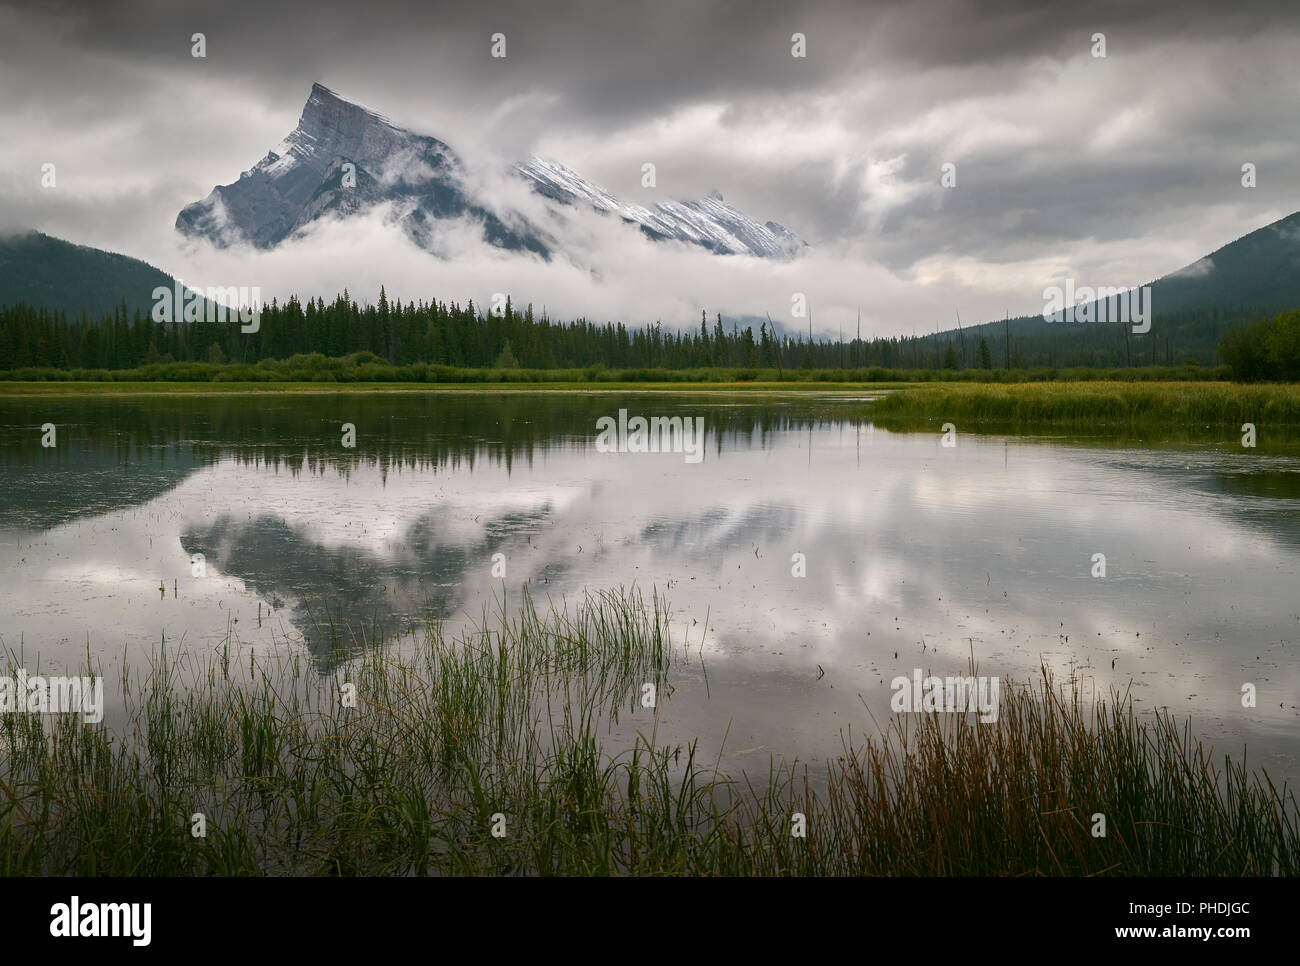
[494, 340, 519, 369]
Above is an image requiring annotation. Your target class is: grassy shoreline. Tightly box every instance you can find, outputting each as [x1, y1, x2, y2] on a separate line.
[870, 380, 1300, 429]
[0, 380, 901, 396]
[0, 356, 1233, 391]
[7, 379, 1300, 434]
[1, 588, 1294, 876]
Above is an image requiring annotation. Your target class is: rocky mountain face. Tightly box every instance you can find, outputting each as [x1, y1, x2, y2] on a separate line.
[515, 157, 804, 258]
[176, 84, 803, 260]
[176, 84, 546, 255]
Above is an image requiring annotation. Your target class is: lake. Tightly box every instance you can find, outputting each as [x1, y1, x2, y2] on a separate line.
[1, 390, 1297, 782]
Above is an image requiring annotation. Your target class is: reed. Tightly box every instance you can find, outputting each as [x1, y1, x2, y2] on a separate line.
[870, 380, 1300, 431]
[0, 588, 1293, 875]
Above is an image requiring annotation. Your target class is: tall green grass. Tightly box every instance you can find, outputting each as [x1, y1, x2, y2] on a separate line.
[0, 587, 1294, 875]
[870, 380, 1300, 430]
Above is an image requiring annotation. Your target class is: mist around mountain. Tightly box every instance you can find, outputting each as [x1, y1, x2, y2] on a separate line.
[515, 157, 804, 258]
[175, 84, 547, 257]
[7, 196, 1300, 372]
[175, 84, 804, 262]
[9, 82, 1300, 372]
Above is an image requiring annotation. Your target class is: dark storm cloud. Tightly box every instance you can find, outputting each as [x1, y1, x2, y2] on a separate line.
[30, 0, 1298, 117]
[7, 0, 858, 131]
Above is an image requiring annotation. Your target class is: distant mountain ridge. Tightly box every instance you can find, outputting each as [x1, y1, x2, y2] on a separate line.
[175, 84, 803, 259]
[908, 210, 1300, 366]
[0, 231, 177, 318]
[1139, 210, 1300, 316]
[516, 157, 804, 257]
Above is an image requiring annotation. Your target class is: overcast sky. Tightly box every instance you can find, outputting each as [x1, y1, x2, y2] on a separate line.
[3, 0, 1300, 337]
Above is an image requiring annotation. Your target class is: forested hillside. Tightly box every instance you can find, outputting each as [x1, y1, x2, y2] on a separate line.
[0, 232, 177, 318]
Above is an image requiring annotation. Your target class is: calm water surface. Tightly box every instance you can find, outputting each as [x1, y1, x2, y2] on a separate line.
[1, 392, 1297, 780]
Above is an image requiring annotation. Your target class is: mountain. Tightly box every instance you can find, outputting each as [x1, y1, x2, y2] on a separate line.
[0, 231, 178, 318]
[176, 83, 545, 255]
[176, 84, 802, 260]
[1140, 210, 1300, 316]
[516, 157, 804, 258]
[909, 210, 1300, 367]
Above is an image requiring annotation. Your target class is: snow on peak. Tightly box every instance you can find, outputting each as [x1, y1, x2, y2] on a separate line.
[177, 85, 804, 260]
[516, 158, 802, 258]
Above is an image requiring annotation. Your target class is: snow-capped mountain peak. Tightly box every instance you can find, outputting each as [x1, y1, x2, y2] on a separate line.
[515, 156, 804, 258]
[176, 85, 804, 260]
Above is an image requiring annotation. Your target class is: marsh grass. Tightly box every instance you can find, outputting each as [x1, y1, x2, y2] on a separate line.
[870, 381, 1300, 432]
[0, 587, 1294, 876]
